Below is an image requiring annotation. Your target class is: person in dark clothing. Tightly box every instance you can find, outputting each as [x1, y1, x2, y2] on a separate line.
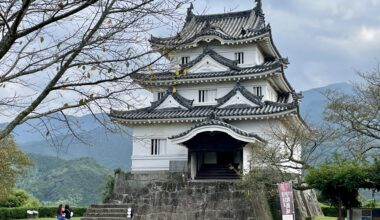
[64, 204, 72, 219]
[57, 204, 64, 220]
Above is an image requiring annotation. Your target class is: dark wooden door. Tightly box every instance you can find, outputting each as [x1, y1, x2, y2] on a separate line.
[217, 152, 234, 165]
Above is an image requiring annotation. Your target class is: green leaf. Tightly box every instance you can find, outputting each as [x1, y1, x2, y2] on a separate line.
[82, 66, 86, 70]
[86, 72, 91, 78]
[45, 131, 50, 136]
[63, 103, 69, 107]
[57, 42, 62, 49]
[176, 3, 182, 9]
[108, 68, 112, 73]
[40, 36, 44, 43]
[125, 61, 129, 67]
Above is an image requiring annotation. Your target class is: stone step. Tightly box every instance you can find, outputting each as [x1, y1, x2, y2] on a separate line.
[81, 217, 128, 220]
[82, 204, 133, 220]
[195, 175, 240, 180]
[90, 204, 131, 208]
[86, 208, 129, 213]
[85, 212, 128, 218]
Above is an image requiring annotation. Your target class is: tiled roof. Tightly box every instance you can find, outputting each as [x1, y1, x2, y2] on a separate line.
[110, 101, 297, 121]
[169, 113, 266, 143]
[149, 89, 194, 110]
[181, 47, 240, 71]
[216, 82, 263, 107]
[131, 60, 281, 82]
[150, 2, 267, 47]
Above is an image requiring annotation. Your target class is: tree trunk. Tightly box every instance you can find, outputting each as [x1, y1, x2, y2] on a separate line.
[338, 200, 342, 220]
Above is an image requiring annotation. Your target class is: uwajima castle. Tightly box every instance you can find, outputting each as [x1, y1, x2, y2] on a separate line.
[81, 1, 323, 220]
[110, 0, 305, 180]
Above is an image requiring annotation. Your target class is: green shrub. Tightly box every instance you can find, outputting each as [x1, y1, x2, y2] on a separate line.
[0, 206, 86, 219]
[321, 206, 346, 217]
[0, 189, 40, 208]
[103, 175, 115, 203]
[0, 207, 27, 219]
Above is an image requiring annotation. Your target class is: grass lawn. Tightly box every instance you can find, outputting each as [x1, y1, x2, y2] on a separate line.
[15, 218, 81, 220]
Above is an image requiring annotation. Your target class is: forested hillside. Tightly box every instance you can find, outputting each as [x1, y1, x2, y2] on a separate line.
[17, 154, 112, 206]
[1, 114, 133, 169]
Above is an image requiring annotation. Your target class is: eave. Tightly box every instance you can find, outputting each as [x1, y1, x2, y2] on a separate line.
[110, 108, 298, 125]
[131, 62, 283, 87]
[169, 115, 266, 145]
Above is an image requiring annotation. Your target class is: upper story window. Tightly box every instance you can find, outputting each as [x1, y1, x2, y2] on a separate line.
[151, 139, 166, 155]
[157, 92, 165, 100]
[198, 89, 216, 103]
[253, 86, 262, 97]
[181, 56, 190, 65]
[235, 52, 244, 64]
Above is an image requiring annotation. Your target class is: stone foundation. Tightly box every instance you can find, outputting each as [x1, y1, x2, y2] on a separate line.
[112, 172, 272, 220]
[87, 172, 322, 220]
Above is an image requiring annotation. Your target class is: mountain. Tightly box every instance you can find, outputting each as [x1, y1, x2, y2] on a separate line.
[17, 154, 112, 206]
[1, 113, 132, 169]
[19, 126, 132, 169]
[300, 82, 353, 124]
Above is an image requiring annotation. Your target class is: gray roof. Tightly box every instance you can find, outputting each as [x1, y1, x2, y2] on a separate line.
[110, 101, 297, 121]
[169, 113, 266, 143]
[131, 60, 282, 82]
[216, 82, 263, 107]
[181, 47, 240, 71]
[150, 2, 267, 47]
[149, 89, 194, 110]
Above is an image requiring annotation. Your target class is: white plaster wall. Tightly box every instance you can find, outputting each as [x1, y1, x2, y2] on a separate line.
[131, 123, 192, 172]
[171, 43, 265, 68]
[229, 119, 302, 173]
[265, 81, 278, 101]
[129, 118, 301, 174]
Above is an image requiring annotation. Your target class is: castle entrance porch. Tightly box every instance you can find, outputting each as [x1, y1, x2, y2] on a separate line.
[184, 131, 244, 180]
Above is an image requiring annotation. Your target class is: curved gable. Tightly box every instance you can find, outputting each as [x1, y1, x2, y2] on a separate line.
[188, 55, 230, 73]
[155, 95, 188, 110]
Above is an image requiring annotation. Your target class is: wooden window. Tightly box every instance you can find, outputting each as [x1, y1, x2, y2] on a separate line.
[235, 52, 244, 64]
[181, 56, 190, 65]
[157, 92, 165, 100]
[198, 89, 216, 103]
[253, 86, 262, 97]
[151, 139, 166, 155]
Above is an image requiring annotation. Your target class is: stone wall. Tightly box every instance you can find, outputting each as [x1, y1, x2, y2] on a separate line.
[111, 172, 322, 220]
[113, 172, 272, 220]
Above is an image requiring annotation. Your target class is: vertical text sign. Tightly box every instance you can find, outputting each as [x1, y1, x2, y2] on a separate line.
[278, 182, 295, 218]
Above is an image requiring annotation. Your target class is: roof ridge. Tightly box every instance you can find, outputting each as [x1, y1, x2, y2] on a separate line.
[216, 81, 264, 108]
[148, 89, 194, 111]
[180, 46, 240, 71]
[193, 9, 253, 19]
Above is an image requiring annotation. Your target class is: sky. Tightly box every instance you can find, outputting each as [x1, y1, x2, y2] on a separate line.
[1, 0, 379, 123]
[187, 0, 380, 91]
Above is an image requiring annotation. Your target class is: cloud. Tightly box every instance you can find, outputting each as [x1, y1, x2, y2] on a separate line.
[189, 0, 380, 91]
